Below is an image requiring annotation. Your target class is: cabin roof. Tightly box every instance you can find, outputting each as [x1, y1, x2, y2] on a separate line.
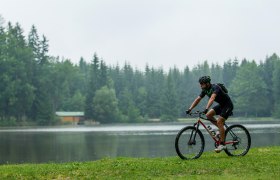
[55, 112, 84, 117]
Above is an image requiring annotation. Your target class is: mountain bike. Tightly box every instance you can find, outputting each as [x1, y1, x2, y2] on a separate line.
[175, 111, 251, 159]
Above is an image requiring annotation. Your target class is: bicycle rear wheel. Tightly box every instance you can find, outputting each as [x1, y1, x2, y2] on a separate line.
[224, 124, 251, 156]
[175, 126, 205, 160]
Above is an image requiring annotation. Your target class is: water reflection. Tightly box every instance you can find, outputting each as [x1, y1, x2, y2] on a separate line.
[0, 121, 279, 164]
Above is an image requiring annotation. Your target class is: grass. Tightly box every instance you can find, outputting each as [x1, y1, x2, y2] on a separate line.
[0, 146, 279, 179]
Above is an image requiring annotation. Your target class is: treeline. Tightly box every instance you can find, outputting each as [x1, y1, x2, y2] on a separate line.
[1, 21, 280, 125]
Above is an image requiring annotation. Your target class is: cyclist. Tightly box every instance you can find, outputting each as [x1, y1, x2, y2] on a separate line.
[186, 76, 234, 153]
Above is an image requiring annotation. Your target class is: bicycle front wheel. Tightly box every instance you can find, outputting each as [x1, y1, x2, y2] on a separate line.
[175, 126, 205, 160]
[224, 124, 251, 156]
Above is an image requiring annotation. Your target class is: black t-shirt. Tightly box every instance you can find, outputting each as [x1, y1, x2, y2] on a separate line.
[199, 84, 232, 106]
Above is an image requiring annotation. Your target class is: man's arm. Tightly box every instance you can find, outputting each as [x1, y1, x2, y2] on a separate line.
[205, 93, 217, 109]
[188, 96, 202, 110]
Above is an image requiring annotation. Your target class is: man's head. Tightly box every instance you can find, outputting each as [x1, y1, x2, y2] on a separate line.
[199, 76, 211, 90]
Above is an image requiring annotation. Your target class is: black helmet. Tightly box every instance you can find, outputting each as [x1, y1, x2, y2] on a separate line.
[199, 76, 211, 84]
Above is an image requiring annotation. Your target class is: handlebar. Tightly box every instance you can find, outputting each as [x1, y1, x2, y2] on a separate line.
[188, 111, 209, 121]
[189, 111, 205, 116]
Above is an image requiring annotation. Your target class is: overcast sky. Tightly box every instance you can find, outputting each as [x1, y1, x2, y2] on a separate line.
[0, 0, 280, 70]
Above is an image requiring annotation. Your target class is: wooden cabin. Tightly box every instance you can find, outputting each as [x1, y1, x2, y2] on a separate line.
[55, 112, 84, 125]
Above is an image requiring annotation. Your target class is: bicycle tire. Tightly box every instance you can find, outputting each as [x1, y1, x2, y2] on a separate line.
[224, 124, 251, 156]
[175, 126, 205, 160]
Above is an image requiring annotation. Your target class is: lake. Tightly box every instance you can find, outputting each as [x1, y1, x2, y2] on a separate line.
[0, 120, 279, 164]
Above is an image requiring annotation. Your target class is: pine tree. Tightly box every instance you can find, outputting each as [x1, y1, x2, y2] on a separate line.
[272, 59, 280, 117]
[222, 59, 239, 95]
[28, 25, 40, 61]
[145, 67, 164, 118]
[261, 53, 279, 115]
[161, 70, 178, 121]
[85, 53, 100, 120]
[30, 30, 54, 124]
[99, 60, 108, 87]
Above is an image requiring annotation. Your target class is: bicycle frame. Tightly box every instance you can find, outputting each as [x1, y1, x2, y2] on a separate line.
[191, 112, 238, 146]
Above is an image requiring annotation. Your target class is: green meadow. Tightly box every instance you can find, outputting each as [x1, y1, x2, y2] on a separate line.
[0, 146, 279, 179]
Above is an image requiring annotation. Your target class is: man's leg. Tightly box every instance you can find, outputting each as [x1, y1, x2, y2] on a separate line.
[217, 104, 232, 144]
[215, 116, 226, 153]
[217, 116, 226, 143]
[206, 109, 218, 127]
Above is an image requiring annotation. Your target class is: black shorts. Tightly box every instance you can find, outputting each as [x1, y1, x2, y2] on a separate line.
[212, 103, 234, 120]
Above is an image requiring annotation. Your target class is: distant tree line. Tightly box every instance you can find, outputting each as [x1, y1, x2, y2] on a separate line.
[1, 21, 280, 125]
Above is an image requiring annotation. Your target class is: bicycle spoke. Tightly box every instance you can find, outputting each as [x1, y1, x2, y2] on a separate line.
[175, 126, 205, 159]
[224, 125, 251, 156]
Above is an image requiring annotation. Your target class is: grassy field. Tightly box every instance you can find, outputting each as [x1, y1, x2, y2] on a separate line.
[0, 146, 279, 179]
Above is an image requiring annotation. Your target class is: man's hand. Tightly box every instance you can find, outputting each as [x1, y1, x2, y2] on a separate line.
[203, 108, 208, 114]
[186, 109, 191, 115]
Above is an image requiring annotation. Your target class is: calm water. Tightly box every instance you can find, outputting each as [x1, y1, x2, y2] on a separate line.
[0, 121, 279, 164]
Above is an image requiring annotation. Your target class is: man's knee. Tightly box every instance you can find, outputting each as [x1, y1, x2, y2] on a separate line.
[206, 113, 212, 119]
[206, 109, 215, 119]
